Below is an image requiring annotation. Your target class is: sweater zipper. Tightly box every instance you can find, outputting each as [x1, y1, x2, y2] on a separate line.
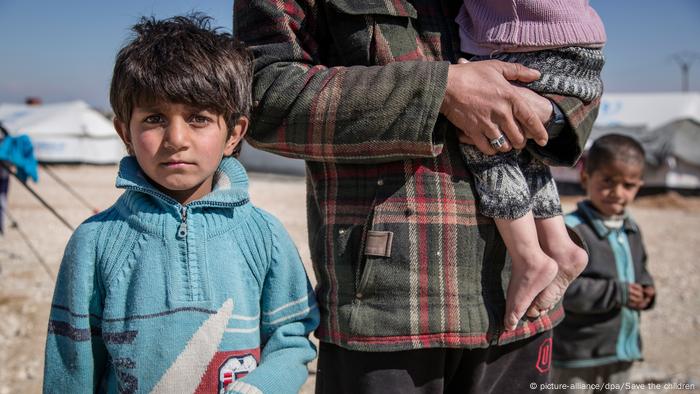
[178, 205, 197, 301]
[178, 206, 188, 238]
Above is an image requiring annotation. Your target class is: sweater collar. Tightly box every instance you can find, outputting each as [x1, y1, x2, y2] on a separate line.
[577, 200, 638, 238]
[115, 156, 250, 208]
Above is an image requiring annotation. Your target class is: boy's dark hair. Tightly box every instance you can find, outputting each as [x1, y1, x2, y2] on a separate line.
[585, 134, 646, 174]
[110, 13, 252, 156]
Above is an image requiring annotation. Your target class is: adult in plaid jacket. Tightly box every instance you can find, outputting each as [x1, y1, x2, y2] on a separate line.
[235, 1, 599, 392]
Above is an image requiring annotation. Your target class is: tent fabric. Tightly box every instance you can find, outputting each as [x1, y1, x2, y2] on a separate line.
[597, 92, 700, 130]
[593, 92, 700, 164]
[0, 101, 125, 164]
[644, 119, 700, 167]
[589, 119, 700, 168]
[0, 101, 114, 137]
[553, 93, 700, 190]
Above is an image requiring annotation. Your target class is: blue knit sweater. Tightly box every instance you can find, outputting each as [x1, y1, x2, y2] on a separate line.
[43, 156, 319, 394]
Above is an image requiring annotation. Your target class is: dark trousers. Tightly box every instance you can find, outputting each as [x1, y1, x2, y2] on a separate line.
[315, 331, 553, 394]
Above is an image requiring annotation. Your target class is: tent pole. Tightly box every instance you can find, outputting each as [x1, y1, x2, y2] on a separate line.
[2, 207, 55, 281]
[41, 165, 99, 213]
[0, 161, 75, 232]
[2, 121, 99, 214]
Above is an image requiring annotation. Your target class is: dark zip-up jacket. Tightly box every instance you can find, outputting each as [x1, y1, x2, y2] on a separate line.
[555, 201, 655, 367]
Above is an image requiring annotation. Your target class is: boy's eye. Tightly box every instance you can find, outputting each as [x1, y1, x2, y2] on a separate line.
[144, 114, 163, 124]
[190, 114, 212, 126]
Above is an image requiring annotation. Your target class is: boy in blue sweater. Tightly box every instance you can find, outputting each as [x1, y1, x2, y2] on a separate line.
[43, 14, 319, 394]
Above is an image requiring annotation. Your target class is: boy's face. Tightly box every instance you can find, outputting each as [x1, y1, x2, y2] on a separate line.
[581, 159, 644, 217]
[114, 101, 247, 205]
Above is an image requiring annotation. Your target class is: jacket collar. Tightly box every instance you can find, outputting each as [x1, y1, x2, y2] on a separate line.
[115, 156, 250, 208]
[577, 200, 638, 238]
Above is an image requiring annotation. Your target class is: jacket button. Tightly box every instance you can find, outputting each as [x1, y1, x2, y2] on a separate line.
[377, 179, 384, 186]
[355, 292, 363, 299]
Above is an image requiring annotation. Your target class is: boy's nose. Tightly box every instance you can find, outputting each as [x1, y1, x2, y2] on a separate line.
[163, 119, 189, 149]
[611, 183, 624, 197]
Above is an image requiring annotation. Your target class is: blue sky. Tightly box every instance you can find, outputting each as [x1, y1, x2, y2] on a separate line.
[1, 1, 699, 110]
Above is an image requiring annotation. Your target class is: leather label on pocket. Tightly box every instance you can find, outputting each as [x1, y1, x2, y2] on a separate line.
[364, 230, 393, 257]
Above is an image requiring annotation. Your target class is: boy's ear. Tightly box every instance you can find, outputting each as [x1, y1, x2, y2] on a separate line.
[114, 118, 134, 155]
[224, 116, 249, 156]
[580, 169, 589, 189]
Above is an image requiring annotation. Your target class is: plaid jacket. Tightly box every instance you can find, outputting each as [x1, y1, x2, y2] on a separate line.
[235, 0, 600, 351]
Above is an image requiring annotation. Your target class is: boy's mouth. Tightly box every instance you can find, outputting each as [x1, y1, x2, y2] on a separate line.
[162, 161, 194, 168]
[604, 199, 623, 206]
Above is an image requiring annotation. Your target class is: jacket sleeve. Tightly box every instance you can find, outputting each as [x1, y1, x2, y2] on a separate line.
[43, 224, 107, 393]
[227, 216, 319, 394]
[528, 95, 601, 167]
[636, 236, 656, 310]
[234, 0, 448, 164]
[562, 275, 627, 315]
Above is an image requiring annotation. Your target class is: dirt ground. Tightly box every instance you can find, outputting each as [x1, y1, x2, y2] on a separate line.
[0, 164, 698, 393]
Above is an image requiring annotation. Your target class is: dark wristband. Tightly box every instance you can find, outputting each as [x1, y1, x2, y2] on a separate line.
[545, 100, 566, 139]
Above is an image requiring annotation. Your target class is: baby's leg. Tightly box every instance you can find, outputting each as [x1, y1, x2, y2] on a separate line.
[495, 213, 558, 331]
[461, 145, 557, 331]
[529, 216, 588, 314]
[521, 154, 588, 315]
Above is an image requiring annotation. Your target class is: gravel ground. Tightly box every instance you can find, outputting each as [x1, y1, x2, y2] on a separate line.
[0, 164, 698, 393]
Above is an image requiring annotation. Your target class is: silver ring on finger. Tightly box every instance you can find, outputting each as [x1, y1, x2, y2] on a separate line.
[489, 133, 507, 149]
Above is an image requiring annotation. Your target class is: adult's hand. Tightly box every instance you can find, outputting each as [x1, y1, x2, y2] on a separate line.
[440, 59, 549, 155]
[510, 84, 554, 129]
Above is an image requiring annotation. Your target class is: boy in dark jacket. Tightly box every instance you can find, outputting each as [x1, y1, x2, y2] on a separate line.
[554, 134, 655, 393]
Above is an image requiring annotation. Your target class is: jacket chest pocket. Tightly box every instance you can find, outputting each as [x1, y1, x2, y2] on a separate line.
[323, 0, 419, 66]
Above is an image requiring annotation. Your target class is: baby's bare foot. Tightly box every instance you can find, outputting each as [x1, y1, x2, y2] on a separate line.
[528, 240, 588, 314]
[505, 249, 558, 331]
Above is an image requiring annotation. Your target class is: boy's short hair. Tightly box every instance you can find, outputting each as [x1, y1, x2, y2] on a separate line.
[110, 13, 252, 156]
[585, 134, 646, 174]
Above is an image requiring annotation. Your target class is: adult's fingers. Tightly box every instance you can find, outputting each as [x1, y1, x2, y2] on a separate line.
[456, 133, 474, 145]
[512, 94, 548, 146]
[525, 305, 540, 318]
[455, 125, 506, 155]
[500, 114, 525, 149]
[482, 123, 512, 153]
[497, 61, 541, 84]
[473, 134, 498, 156]
[455, 130, 496, 154]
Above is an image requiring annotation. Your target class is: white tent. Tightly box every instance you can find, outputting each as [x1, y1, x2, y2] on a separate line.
[553, 92, 700, 191]
[596, 92, 700, 131]
[0, 100, 125, 164]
